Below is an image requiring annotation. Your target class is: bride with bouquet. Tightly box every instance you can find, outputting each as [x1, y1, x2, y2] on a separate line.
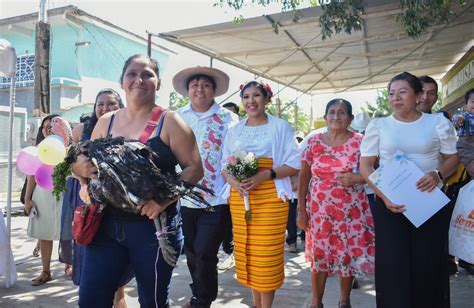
[222, 80, 300, 308]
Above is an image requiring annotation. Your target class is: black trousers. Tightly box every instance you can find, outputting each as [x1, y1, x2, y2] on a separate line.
[221, 213, 234, 255]
[181, 204, 231, 308]
[371, 197, 452, 308]
[286, 199, 305, 244]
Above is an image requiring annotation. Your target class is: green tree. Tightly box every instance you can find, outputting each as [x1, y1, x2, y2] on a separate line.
[362, 89, 445, 116]
[432, 92, 443, 113]
[361, 89, 391, 117]
[168, 91, 189, 110]
[215, 0, 467, 40]
[266, 98, 311, 134]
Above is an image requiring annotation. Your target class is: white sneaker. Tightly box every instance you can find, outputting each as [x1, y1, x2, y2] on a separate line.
[218, 253, 235, 270]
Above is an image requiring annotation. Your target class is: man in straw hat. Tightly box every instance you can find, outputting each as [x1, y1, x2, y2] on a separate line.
[174, 67, 238, 308]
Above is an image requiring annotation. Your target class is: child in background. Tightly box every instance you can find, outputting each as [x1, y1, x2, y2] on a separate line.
[453, 88, 474, 175]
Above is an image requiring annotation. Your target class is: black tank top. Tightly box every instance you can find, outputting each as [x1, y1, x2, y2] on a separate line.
[104, 111, 179, 218]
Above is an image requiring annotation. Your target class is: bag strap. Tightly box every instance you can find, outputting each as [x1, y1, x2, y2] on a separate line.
[460, 167, 467, 181]
[139, 106, 165, 143]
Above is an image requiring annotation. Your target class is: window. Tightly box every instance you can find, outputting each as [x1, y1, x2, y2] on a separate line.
[0, 54, 35, 88]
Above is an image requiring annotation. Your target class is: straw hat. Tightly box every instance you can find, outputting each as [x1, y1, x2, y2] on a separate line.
[351, 112, 371, 133]
[172, 66, 229, 97]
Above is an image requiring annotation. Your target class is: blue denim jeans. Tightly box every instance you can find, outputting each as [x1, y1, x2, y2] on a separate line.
[79, 205, 183, 308]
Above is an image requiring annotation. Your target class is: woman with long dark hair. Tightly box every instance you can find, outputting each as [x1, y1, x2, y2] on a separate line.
[24, 114, 63, 286]
[59, 88, 128, 306]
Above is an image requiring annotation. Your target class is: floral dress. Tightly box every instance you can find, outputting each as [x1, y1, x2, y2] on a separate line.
[303, 132, 374, 277]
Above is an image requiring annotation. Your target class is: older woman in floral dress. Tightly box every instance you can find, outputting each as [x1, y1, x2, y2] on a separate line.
[298, 99, 374, 308]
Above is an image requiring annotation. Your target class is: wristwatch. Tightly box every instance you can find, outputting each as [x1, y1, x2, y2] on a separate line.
[269, 168, 277, 180]
[434, 169, 443, 182]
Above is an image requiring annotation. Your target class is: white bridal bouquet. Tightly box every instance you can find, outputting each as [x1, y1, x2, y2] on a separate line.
[226, 151, 259, 221]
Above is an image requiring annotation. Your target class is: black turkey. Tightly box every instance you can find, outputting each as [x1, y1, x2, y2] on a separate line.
[67, 136, 213, 267]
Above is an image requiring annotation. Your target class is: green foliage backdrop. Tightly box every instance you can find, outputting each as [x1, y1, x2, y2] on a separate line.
[215, 0, 467, 40]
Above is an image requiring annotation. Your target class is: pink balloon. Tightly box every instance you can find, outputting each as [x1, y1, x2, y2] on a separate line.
[35, 164, 54, 190]
[16, 146, 43, 175]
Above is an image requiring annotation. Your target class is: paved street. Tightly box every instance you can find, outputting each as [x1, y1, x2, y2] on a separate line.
[1, 202, 473, 307]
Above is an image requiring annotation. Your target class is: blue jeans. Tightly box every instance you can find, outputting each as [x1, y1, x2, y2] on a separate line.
[79, 205, 183, 308]
[59, 178, 82, 266]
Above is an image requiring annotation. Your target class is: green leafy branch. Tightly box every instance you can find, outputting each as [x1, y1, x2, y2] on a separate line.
[319, 0, 365, 40]
[397, 0, 464, 39]
[215, 0, 466, 40]
[361, 89, 392, 117]
[168, 91, 190, 110]
[52, 146, 78, 201]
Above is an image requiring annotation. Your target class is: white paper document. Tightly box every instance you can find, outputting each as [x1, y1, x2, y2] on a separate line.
[369, 152, 450, 228]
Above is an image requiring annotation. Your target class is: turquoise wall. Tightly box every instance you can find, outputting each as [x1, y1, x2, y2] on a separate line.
[0, 33, 35, 55]
[1, 20, 169, 83]
[51, 24, 82, 80]
[76, 20, 168, 83]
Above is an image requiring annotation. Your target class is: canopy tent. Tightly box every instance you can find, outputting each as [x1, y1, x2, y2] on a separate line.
[159, 0, 473, 95]
[0, 38, 18, 288]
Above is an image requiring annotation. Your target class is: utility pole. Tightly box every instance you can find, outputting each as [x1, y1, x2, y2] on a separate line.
[147, 32, 152, 57]
[34, 0, 50, 116]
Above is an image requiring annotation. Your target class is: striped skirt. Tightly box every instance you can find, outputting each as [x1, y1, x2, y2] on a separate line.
[229, 158, 288, 292]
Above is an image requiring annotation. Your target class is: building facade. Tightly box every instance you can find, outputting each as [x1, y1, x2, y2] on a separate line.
[0, 6, 173, 192]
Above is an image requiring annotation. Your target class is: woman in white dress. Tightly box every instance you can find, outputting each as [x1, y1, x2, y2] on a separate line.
[24, 114, 64, 286]
[222, 80, 300, 308]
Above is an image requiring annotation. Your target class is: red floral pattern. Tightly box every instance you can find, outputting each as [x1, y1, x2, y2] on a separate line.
[302, 133, 374, 277]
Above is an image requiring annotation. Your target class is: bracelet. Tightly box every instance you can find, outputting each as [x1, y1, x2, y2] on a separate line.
[433, 169, 443, 182]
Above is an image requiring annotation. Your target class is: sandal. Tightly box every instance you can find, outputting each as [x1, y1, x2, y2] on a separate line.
[31, 270, 52, 286]
[32, 246, 40, 257]
[339, 302, 351, 308]
[64, 264, 73, 280]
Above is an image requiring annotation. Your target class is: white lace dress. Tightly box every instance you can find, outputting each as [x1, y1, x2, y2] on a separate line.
[27, 186, 63, 241]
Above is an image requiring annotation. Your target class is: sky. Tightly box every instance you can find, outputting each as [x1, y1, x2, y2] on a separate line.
[0, 0, 379, 120]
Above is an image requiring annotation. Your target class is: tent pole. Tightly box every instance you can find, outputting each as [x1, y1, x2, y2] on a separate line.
[5, 75, 16, 288]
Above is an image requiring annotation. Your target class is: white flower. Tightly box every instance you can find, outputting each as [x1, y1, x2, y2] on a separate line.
[234, 150, 247, 160]
[244, 152, 256, 163]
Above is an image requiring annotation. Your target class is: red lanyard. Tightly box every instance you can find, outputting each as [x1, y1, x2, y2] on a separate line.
[138, 106, 164, 143]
